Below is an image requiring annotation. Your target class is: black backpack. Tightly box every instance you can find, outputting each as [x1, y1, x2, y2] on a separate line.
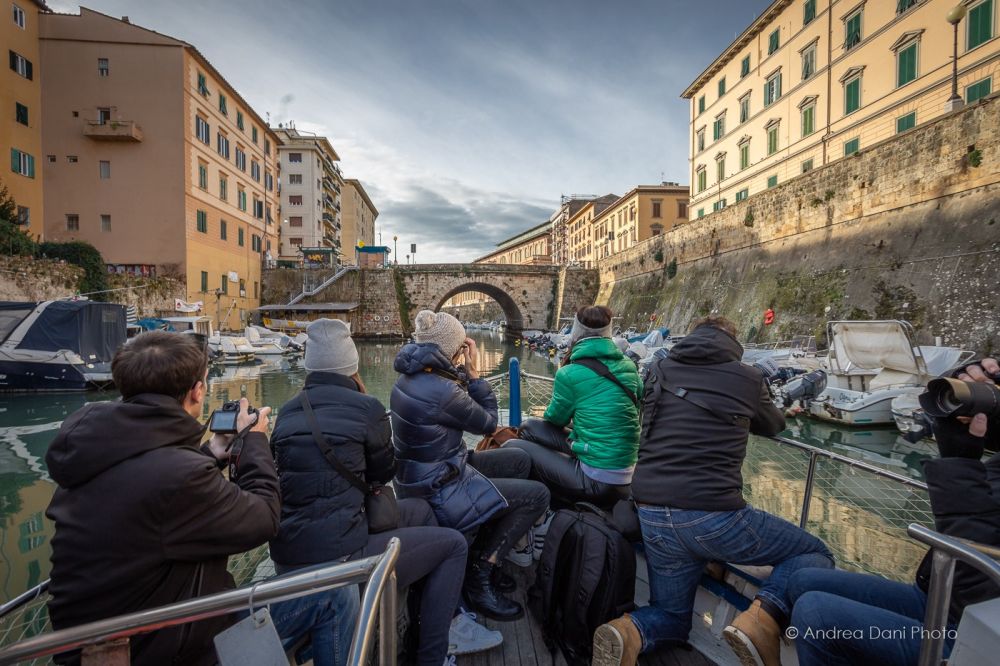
[529, 504, 636, 665]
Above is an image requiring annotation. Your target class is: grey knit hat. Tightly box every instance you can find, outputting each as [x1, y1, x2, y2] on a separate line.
[304, 318, 359, 375]
[569, 314, 613, 345]
[413, 310, 467, 359]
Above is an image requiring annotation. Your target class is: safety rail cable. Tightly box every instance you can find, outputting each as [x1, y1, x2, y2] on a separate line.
[0, 538, 401, 666]
[908, 524, 1000, 666]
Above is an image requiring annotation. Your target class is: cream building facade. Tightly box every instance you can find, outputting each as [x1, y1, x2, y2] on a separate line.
[683, 0, 1000, 219]
[40, 8, 280, 331]
[341, 178, 378, 264]
[566, 194, 618, 268]
[275, 127, 344, 264]
[591, 184, 689, 261]
[2, 0, 46, 238]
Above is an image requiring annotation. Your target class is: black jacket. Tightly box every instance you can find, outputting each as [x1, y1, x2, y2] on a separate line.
[631, 325, 786, 510]
[916, 452, 1000, 620]
[45, 394, 280, 666]
[269, 372, 394, 565]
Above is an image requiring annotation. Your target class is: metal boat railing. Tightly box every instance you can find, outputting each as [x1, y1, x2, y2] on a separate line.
[0, 539, 400, 666]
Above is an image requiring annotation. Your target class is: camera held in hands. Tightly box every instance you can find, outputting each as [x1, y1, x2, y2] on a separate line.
[209, 401, 258, 434]
[919, 374, 1000, 419]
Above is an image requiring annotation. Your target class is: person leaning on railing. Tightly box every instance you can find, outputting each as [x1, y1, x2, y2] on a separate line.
[786, 357, 1000, 666]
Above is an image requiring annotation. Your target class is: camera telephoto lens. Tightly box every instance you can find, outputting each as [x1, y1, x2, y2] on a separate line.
[920, 377, 1000, 418]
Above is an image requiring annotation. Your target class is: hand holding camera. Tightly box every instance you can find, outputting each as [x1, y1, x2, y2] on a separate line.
[919, 358, 999, 458]
[206, 398, 272, 462]
[463, 337, 479, 379]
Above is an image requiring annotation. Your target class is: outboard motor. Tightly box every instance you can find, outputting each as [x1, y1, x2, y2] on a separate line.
[779, 369, 828, 407]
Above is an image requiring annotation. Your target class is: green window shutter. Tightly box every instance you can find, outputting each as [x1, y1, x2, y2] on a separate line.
[238, 227, 245, 246]
[801, 159, 814, 173]
[221, 276, 227, 295]
[844, 137, 860, 155]
[896, 112, 916, 133]
[697, 208, 704, 218]
[698, 95, 705, 114]
[769, 29, 780, 54]
[741, 56, 750, 78]
[200, 271, 208, 292]
[10, 148, 19, 173]
[845, 13, 862, 49]
[740, 144, 749, 169]
[252, 127, 258, 143]
[221, 220, 227, 240]
[845, 78, 861, 114]
[804, 0, 816, 24]
[718, 77, 726, 97]
[969, 0, 994, 50]
[767, 175, 778, 188]
[717, 159, 725, 181]
[966, 77, 992, 103]
[237, 111, 244, 130]
[26, 153, 34, 178]
[802, 106, 814, 136]
[897, 43, 917, 87]
[767, 127, 778, 155]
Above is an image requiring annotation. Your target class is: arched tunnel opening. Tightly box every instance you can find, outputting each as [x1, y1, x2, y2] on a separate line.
[435, 282, 526, 333]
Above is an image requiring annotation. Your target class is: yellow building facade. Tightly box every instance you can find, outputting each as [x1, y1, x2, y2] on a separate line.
[341, 178, 378, 263]
[591, 185, 689, 262]
[566, 195, 617, 268]
[2, 1, 46, 238]
[683, 0, 1000, 219]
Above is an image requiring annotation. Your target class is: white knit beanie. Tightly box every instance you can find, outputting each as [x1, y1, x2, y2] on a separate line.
[569, 313, 613, 345]
[304, 318, 359, 375]
[413, 310, 467, 359]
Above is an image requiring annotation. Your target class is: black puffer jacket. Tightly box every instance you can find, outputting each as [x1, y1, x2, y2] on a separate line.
[631, 325, 786, 510]
[916, 452, 1000, 620]
[45, 394, 279, 666]
[390, 343, 505, 532]
[269, 372, 394, 565]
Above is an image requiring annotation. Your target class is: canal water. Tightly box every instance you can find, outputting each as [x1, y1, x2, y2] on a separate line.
[0, 331, 936, 604]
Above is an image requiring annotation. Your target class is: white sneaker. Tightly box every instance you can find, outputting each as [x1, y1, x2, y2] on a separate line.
[449, 610, 503, 655]
[442, 656, 457, 666]
[505, 540, 533, 567]
[532, 510, 555, 561]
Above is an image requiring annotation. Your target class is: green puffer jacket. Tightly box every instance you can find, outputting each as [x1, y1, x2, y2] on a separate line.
[542, 336, 641, 470]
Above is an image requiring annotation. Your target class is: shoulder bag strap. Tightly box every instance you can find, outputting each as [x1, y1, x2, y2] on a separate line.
[299, 392, 371, 495]
[658, 378, 751, 429]
[571, 357, 640, 408]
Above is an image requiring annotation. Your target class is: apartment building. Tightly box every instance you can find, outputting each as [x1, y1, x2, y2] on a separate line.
[39, 8, 280, 331]
[341, 178, 378, 263]
[566, 194, 618, 268]
[275, 127, 345, 264]
[591, 184, 689, 261]
[549, 196, 601, 265]
[683, 0, 1000, 219]
[2, 1, 47, 237]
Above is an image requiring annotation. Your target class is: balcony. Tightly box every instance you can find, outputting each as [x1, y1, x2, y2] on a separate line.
[322, 212, 335, 224]
[83, 120, 143, 142]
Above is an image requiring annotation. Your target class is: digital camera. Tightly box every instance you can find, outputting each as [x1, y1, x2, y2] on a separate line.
[209, 401, 258, 434]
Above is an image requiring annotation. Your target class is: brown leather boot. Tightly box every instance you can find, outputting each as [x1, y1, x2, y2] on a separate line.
[723, 599, 781, 666]
[592, 614, 641, 666]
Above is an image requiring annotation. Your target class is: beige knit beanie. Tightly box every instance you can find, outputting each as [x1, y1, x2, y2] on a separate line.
[413, 310, 467, 359]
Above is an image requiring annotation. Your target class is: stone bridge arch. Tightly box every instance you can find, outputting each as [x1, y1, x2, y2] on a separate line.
[434, 282, 526, 330]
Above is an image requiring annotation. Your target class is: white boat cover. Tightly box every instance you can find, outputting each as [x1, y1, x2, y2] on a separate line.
[642, 330, 665, 347]
[917, 346, 964, 377]
[830, 321, 924, 375]
[627, 342, 650, 360]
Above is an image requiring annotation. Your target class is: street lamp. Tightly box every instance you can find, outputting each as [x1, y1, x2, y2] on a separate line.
[945, 4, 968, 112]
[393, 235, 398, 265]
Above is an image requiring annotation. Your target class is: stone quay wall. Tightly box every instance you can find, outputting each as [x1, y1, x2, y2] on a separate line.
[596, 96, 1000, 352]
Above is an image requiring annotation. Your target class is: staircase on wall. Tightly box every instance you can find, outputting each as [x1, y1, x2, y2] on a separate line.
[287, 266, 357, 305]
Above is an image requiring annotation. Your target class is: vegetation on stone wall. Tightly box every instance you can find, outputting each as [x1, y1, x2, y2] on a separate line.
[392, 269, 414, 335]
[666, 258, 678, 279]
[37, 242, 108, 295]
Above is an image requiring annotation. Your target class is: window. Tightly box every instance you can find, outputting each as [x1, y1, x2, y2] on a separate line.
[897, 0, 917, 13]
[196, 210, 207, 233]
[219, 175, 227, 200]
[265, 138, 271, 155]
[218, 94, 227, 115]
[741, 55, 751, 78]
[897, 42, 917, 87]
[13, 4, 25, 28]
[966, 77, 992, 103]
[238, 187, 247, 212]
[67, 155, 78, 163]
[235, 147, 246, 171]
[98, 58, 109, 77]
[238, 227, 245, 246]
[801, 158, 814, 173]
[251, 126, 258, 144]
[697, 168, 707, 193]
[844, 137, 860, 156]
[696, 129, 705, 152]
[220, 219, 227, 240]
[736, 188, 749, 202]
[220, 275, 228, 295]
[764, 72, 782, 106]
[289, 237, 302, 247]
[801, 104, 815, 136]
[713, 114, 725, 140]
[217, 133, 230, 159]
[265, 172, 274, 191]
[252, 234, 262, 252]
[198, 162, 208, 189]
[10, 148, 34, 178]
[46, 155, 54, 163]
[767, 175, 778, 188]
[712, 199, 727, 212]
[718, 77, 726, 97]
[289, 194, 303, 205]
[652, 201, 662, 218]
[804, 0, 816, 25]
[66, 214, 79, 231]
[678, 201, 688, 217]
[716, 157, 726, 182]
[739, 94, 750, 123]
[845, 75, 862, 114]
[739, 141, 750, 169]
[196, 116, 210, 144]
[289, 216, 303, 227]
[288, 152, 302, 163]
[9, 51, 32, 79]
[254, 198, 264, 219]
[288, 173, 303, 185]
[197, 72, 209, 96]
[101, 214, 111, 232]
[97, 107, 111, 125]
[767, 125, 779, 155]
[99, 160, 110, 179]
[200, 271, 208, 292]
[697, 208, 705, 219]
[236, 111, 244, 131]
[845, 10, 862, 50]
[697, 95, 706, 115]
[968, 0, 994, 50]
[16, 206, 28, 225]
[768, 29, 780, 55]
[802, 43, 816, 81]
[15, 102, 28, 126]
[251, 161, 260, 182]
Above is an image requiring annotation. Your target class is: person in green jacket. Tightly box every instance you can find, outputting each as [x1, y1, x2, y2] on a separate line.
[505, 305, 641, 509]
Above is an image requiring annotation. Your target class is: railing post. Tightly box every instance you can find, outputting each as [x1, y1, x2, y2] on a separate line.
[379, 571, 397, 665]
[799, 451, 818, 529]
[508, 357, 521, 427]
[917, 550, 957, 666]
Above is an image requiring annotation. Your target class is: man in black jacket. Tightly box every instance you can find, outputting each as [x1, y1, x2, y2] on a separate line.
[786, 357, 1000, 666]
[593, 316, 833, 666]
[46, 331, 280, 665]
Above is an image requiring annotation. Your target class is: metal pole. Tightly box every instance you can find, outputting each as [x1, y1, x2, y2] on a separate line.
[799, 451, 818, 529]
[378, 571, 398, 665]
[951, 22, 959, 101]
[508, 357, 522, 427]
[347, 538, 401, 666]
[916, 550, 956, 666]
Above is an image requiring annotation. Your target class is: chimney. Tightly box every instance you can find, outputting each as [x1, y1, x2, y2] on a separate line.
[121, 16, 130, 23]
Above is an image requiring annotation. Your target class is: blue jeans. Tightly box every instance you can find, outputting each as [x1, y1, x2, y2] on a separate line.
[269, 581, 360, 666]
[630, 504, 833, 652]
[788, 568, 954, 666]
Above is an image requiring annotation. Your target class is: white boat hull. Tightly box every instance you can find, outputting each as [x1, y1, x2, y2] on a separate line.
[807, 386, 922, 426]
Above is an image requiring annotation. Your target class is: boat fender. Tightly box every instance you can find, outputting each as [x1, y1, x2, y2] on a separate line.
[764, 308, 775, 326]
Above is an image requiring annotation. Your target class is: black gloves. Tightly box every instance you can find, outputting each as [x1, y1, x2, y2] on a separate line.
[931, 415, 986, 460]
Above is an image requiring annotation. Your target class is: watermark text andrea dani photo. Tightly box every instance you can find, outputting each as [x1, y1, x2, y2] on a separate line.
[785, 626, 958, 641]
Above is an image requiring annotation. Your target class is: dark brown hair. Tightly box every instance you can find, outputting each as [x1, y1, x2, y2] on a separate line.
[576, 305, 613, 329]
[112, 331, 209, 401]
[690, 314, 738, 338]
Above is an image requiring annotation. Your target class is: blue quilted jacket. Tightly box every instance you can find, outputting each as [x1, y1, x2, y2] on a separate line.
[390, 343, 505, 532]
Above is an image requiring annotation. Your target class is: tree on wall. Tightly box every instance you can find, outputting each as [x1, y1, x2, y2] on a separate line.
[37, 241, 109, 294]
[0, 180, 36, 257]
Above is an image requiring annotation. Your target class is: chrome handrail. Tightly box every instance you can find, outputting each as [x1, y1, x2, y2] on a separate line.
[907, 525, 1000, 666]
[0, 581, 48, 620]
[0, 538, 401, 666]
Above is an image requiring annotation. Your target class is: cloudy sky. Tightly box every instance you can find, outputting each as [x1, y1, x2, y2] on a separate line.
[51, 0, 771, 262]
